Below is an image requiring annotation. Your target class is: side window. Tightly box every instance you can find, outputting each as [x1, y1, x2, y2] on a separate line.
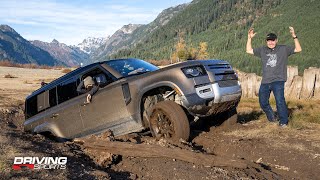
[82, 67, 115, 88]
[37, 87, 57, 112]
[25, 96, 37, 119]
[25, 87, 58, 119]
[57, 77, 78, 104]
[37, 91, 49, 112]
[49, 87, 57, 107]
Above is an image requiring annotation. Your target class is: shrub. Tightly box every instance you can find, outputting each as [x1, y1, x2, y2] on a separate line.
[147, 59, 171, 66]
[4, 74, 16, 78]
[0, 60, 17, 67]
[61, 68, 72, 73]
[0, 59, 68, 70]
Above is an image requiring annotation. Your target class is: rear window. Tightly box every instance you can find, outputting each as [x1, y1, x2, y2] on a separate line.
[25, 87, 58, 119]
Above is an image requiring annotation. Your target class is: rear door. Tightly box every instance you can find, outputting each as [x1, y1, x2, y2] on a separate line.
[43, 76, 83, 138]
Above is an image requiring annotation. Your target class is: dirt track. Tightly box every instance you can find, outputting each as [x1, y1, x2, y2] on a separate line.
[1, 66, 320, 179]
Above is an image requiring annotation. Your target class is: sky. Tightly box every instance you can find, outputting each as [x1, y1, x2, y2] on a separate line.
[0, 0, 191, 45]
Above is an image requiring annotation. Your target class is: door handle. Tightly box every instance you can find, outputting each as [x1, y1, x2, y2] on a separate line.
[51, 113, 59, 118]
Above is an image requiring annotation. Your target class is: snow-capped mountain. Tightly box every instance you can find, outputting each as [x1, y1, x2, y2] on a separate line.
[89, 24, 143, 62]
[76, 37, 109, 54]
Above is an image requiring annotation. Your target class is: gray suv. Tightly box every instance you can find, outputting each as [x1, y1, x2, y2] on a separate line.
[24, 58, 241, 141]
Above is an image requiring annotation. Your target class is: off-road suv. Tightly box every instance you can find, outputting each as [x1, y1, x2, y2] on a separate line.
[24, 58, 241, 141]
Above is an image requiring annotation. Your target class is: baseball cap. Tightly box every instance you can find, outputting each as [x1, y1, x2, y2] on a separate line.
[266, 33, 277, 41]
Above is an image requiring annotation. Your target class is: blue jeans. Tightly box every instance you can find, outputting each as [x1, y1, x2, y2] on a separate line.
[258, 81, 288, 125]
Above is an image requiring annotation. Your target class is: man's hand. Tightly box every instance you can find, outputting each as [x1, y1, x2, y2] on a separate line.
[289, 26, 302, 52]
[289, 26, 296, 37]
[246, 28, 255, 54]
[248, 28, 256, 39]
[86, 94, 92, 104]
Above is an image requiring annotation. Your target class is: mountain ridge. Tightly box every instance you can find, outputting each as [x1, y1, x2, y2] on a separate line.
[30, 39, 90, 67]
[91, 3, 189, 62]
[0, 25, 63, 66]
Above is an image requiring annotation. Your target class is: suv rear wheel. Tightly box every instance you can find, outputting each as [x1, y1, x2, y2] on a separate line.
[149, 101, 190, 141]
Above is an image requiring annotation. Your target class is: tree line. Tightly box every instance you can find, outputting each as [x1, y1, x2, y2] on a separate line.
[109, 0, 319, 75]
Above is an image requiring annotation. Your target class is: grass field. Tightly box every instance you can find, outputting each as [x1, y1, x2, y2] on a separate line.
[238, 98, 320, 129]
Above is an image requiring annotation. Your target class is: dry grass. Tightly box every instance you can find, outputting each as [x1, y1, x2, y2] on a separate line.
[228, 98, 320, 156]
[238, 98, 320, 129]
[311, 142, 320, 148]
[23, 80, 33, 84]
[0, 159, 7, 173]
[226, 122, 283, 138]
[0, 136, 17, 173]
[286, 99, 320, 128]
[0, 60, 66, 70]
[0, 66, 65, 105]
[272, 141, 307, 152]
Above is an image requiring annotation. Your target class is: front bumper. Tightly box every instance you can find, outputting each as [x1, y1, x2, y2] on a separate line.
[181, 82, 242, 117]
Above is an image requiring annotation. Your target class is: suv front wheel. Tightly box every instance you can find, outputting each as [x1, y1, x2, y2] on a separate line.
[149, 100, 190, 142]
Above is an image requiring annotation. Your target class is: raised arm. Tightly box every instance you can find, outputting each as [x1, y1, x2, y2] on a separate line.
[289, 26, 302, 53]
[246, 28, 256, 54]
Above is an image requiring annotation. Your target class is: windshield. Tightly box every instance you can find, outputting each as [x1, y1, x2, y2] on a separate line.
[105, 59, 159, 77]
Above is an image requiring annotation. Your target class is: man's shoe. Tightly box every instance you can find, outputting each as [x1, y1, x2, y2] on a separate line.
[279, 124, 288, 128]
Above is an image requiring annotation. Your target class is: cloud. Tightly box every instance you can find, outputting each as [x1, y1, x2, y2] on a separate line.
[0, 0, 189, 45]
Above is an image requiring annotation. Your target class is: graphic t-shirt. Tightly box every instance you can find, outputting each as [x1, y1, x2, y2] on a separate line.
[253, 45, 295, 84]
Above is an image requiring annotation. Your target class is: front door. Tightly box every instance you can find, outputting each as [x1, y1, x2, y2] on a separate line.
[79, 81, 134, 136]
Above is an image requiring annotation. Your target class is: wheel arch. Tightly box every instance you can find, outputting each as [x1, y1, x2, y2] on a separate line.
[136, 81, 184, 127]
[33, 122, 66, 138]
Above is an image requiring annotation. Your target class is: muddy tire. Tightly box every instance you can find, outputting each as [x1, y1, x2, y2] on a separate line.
[149, 101, 190, 141]
[142, 95, 163, 127]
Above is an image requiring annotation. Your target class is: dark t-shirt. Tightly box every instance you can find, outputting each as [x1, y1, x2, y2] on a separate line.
[253, 45, 295, 84]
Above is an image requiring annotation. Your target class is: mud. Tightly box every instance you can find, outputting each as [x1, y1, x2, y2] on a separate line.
[1, 103, 320, 179]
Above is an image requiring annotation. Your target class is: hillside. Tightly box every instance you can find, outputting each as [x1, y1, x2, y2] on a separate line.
[0, 25, 63, 66]
[92, 3, 189, 62]
[110, 0, 320, 75]
[31, 39, 90, 67]
[90, 24, 143, 62]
